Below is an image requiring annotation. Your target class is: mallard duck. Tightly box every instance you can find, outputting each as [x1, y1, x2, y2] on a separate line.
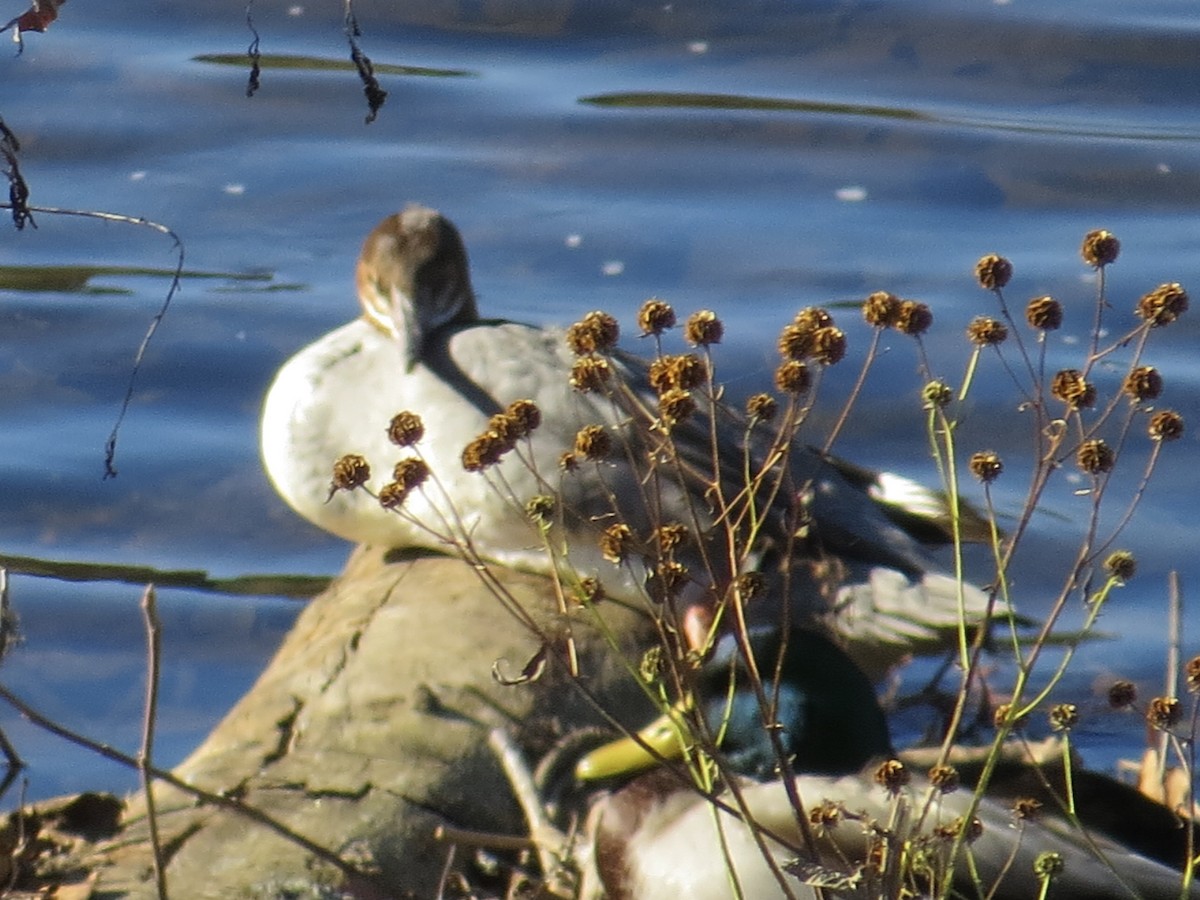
[260, 204, 995, 668]
[575, 627, 1197, 900]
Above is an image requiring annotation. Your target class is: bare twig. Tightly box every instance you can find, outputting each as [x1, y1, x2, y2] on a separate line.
[343, 0, 387, 123]
[0, 202, 184, 479]
[244, 0, 261, 97]
[0, 118, 34, 229]
[0, 682, 384, 889]
[138, 585, 168, 900]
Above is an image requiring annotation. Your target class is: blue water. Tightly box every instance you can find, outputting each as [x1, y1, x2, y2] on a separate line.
[2, 0, 1199, 801]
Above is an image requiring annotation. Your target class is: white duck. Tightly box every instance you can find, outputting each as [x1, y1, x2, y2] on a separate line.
[261, 205, 996, 668]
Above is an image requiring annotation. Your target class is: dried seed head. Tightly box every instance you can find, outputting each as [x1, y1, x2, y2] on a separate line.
[1034, 852, 1065, 880]
[862, 291, 901, 328]
[487, 413, 523, 450]
[777, 323, 814, 361]
[647, 354, 707, 393]
[895, 300, 933, 336]
[809, 799, 843, 830]
[599, 523, 633, 564]
[647, 357, 673, 394]
[574, 424, 612, 461]
[330, 454, 371, 493]
[1136, 282, 1189, 327]
[993, 702, 1025, 731]
[1076, 439, 1114, 475]
[966, 316, 1008, 347]
[810, 326, 847, 365]
[746, 392, 778, 423]
[506, 399, 541, 436]
[678, 354, 709, 390]
[734, 572, 766, 602]
[969, 451, 1003, 483]
[1048, 703, 1079, 732]
[392, 457, 429, 491]
[558, 451, 579, 473]
[1104, 550, 1136, 583]
[1146, 696, 1182, 731]
[566, 310, 620, 355]
[670, 353, 708, 390]
[1081, 229, 1120, 267]
[684, 310, 723, 346]
[956, 816, 984, 844]
[1051, 369, 1096, 410]
[1148, 410, 1184, 442]
[922, 380, 952, 409]
[794, 307, 834, 332]
[653, 560, 689, 597]
[928, 764, 960, 794]
[525, 494, 555, 524]
[975, 253, 1013, 290]
[462, 432, 507, 472]
[377, 481, 410, 510]
[654, 523, 690, 553]
[774, 359, 811, 395]
[1025, 295, 1063, 331]
[1108, 680, 1137, 708]
[1123, 366, 1163, 402]
[639, 645, 663, 683]
[873, 759, 910, 795]
[387, 411, 425, 447]
[1186, 657, 1200, 694]
[1012, 797, 1043, 821]
[658, 388, 696, 427]
[570, 356, 612, 392]
[577, 576, 605, 605]
[637, 298, 676, 335]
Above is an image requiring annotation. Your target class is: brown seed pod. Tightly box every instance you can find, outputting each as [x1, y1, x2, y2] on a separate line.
[895, 300, 933, 336]
[566, 310, 621, 354]
[1136, 282, 1189, 327]
[1122, 366, 1163, 402]
[599, 523, 633, 564]
[637, 298, 676, 335]
[966, 316, 1007, 347]
[862, 291, 901, 328]
[574, 424, 612, 460]
[1148, 410, 1184, 442]
[684, 310, 724, 346]
[1025, 295, 1063, 331]
[330, 454, 371, 492]
[774, 360, 811, 395]
[810, 326, 847, 365]
[386, 411, 425, 447]
[968, 451, 1003, 483]
[975, 253, 1013, 290]
[873, 759, 910, 795]
[745, 392, 778, 422]
[462, 432, 507, 472]
[1051, 369, 1096, 410]
[1081, 229, 1120, 267]
[1076, 439, 1115, 474]
[392, 457, 430, 490]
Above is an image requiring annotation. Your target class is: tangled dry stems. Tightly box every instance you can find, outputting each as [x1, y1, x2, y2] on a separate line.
[325, 230, 1197, 898]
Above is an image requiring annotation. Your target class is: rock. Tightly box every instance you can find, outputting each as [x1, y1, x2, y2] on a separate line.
[76, 545, 655, 898]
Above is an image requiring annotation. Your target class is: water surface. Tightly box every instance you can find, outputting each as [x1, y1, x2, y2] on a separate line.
[2, 0, 1199, 800]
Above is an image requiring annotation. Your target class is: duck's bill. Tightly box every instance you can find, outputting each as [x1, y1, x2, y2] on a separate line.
[574, 706, 689, 782]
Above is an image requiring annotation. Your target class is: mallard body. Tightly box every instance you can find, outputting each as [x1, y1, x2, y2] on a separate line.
[577, 627, 1197, 900]
[589, 767, 1195, 900]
